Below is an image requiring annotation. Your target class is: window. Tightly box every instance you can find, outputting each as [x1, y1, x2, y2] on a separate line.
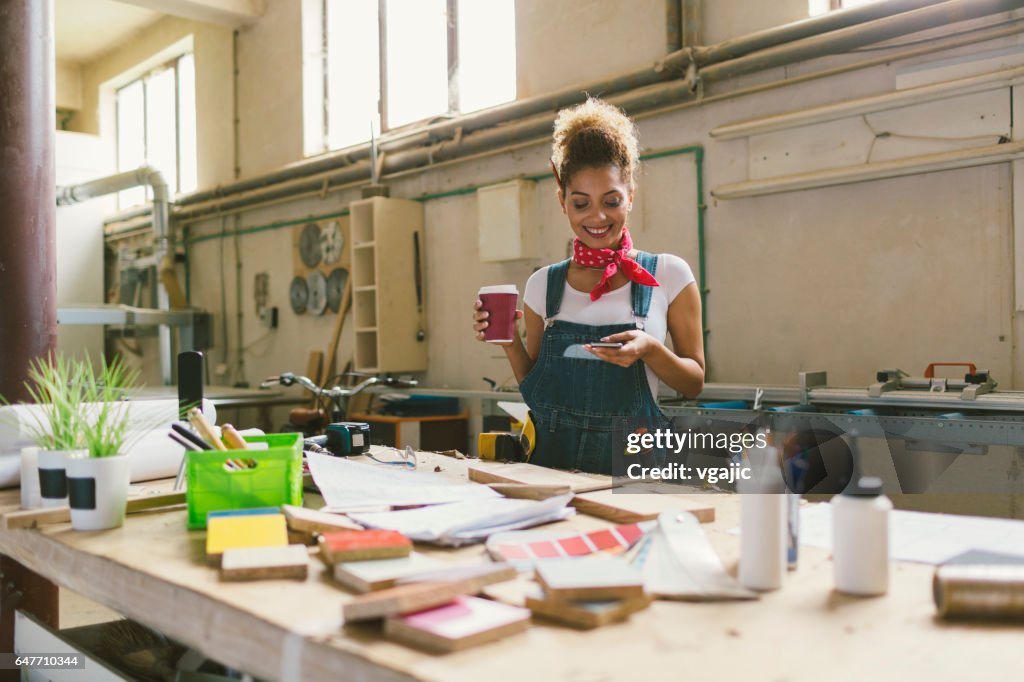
[115, 53, 197, 208]
[317, 0, 516, 154]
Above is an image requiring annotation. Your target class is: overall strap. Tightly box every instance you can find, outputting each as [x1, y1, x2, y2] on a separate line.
[544, 259, 571, 322]
[630, 251, 659, 326]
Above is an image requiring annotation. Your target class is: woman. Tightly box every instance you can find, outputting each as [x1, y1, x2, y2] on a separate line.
[473, 97, 704, 474]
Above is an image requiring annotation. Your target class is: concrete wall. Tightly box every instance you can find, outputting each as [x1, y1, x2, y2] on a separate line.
[70, 15, 235, 189]
[79, 0, 1024, 401]
[55, 60, 82, 111]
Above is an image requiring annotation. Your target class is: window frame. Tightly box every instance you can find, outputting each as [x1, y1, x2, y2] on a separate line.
[114, 52, 195, 208]
[317, 0, 515, 154]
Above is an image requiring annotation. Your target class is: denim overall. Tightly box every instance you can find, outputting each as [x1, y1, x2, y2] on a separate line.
[519, 252, 665, 474]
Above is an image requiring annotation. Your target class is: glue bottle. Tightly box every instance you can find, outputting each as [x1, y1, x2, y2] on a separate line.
[832, 475, 892, 596]
[738, 438, 786, 591]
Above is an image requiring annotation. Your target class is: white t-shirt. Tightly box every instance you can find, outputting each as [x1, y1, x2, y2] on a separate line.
[523, 254, 696, 399]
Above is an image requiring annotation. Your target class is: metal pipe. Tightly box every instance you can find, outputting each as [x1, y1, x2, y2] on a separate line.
[173, 0, 1023, 223]
[667, 0, 682, 53]
[700, 0, 1024, 83]
[0, 0, 56, 403]
[682, 0, 702, 47]
[172, 0, 956, 212]
[692, 0, 947, 64]
[57, 166, 177, 384]
[173, 50, 694, 207]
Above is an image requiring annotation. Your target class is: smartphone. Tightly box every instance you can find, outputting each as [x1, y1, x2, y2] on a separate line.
[589, 342, 624, 348]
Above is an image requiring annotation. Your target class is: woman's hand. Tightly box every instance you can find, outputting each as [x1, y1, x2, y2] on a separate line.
[473, 299, 524, 345]
[585, 330, 659, 367]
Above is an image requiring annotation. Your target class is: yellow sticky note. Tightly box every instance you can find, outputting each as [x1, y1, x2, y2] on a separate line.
[206, 514, 288, 559]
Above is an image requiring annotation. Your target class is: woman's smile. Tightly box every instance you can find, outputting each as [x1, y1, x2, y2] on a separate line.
[583, 223, 613, 237]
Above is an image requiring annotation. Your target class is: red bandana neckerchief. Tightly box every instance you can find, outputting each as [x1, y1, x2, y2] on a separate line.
[572, 227, 659, 301]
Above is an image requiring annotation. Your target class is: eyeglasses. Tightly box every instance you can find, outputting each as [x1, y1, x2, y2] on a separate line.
[366, 445, 417, 469]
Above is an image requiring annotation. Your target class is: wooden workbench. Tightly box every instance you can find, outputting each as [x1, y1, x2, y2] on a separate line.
[0, 453, 1018, 682]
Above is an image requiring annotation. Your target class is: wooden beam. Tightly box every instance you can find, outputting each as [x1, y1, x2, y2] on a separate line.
[115, 0, 263, 27]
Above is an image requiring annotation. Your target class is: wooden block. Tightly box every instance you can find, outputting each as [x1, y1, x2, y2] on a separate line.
[206, 514, 288, 563]
[468, 462, 611, 493]
[487, 483, 571, 500]
[3, 491, 187, 530]
[535, 557, 645, 602]
[384, 595, 530, 653]
[220, 544, 310, 581]
[332, 552, 448, 592]
[524, 585, 652, 629]
[282, 504, 363, 535]
[343, 563, 517, 622]
[318, 530, 412, 565]
[570, 490, 715, 524]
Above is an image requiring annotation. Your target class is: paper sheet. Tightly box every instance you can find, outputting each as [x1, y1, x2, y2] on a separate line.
[348, 494, 576, 546]
[631, 512, 757, 601]
[497, 401, 530, 426]
[307, 452, 500, 511]
[797, 502, 1024, 565]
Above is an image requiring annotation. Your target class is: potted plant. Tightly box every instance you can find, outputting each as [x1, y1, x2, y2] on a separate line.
[20, 353, 89, 508]
[65, 355, 142, 531]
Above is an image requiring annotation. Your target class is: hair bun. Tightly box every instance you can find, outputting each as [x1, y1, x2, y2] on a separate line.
[552, 97, 639, 188]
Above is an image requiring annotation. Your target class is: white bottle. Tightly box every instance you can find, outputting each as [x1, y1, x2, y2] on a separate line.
[832, 476, 892, 596]
[738, 444, 786, 591]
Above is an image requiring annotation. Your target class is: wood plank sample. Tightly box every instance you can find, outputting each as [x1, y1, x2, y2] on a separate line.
[332, 552, 448, 592]
[318, 529, 411, 565]
[3, 491, 187, 530]
[220, 544, 310, 581]
[282, 504, 363, 535]
[487, 483, 571, 500]
[206, 514, 288, 564]
[383, 595, 530, 653]
[468, 462, 612, 493]
[524, 585, 652, 629]
[344, 563, 516, 622]
[570, 490, 715, 524]
[534, 557, 645, 602]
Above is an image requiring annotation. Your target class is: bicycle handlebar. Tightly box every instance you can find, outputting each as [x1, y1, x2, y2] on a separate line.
[260, 373, 418, 399]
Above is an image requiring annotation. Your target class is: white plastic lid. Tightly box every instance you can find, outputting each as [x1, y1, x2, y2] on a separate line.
[478, 284, 518, 295]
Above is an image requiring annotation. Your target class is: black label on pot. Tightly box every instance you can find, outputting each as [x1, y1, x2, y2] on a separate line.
[39, 468, 67, 499]
[67, 477, 96, 510]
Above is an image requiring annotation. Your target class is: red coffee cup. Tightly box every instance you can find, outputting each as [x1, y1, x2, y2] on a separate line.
[478, 285, 519, 343]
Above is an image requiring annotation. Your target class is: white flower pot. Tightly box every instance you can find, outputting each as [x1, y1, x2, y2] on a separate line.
[65, 453, 130, 531]
[37, 449, 84, 508]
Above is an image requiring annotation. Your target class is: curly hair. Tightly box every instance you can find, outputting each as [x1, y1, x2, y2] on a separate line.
[551, 97, 640, 189]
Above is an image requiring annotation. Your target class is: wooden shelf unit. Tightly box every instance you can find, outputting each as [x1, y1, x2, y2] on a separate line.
[349, 197, 427, 373]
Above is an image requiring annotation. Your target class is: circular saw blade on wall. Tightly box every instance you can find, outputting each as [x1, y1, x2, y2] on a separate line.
[326, 267, 349, 313]
[307, 270, 328, 316]
[298, 222, 323, 268]
[289, 276, 309, 314]
[321, 220, 344, 265]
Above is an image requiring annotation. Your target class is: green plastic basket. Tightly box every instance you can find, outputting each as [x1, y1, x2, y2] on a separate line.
[185, 433, 303, 529]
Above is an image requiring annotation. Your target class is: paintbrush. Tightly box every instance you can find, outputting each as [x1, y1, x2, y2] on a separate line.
[171, 422, 212, 450]
[221, 423, 249, 450]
